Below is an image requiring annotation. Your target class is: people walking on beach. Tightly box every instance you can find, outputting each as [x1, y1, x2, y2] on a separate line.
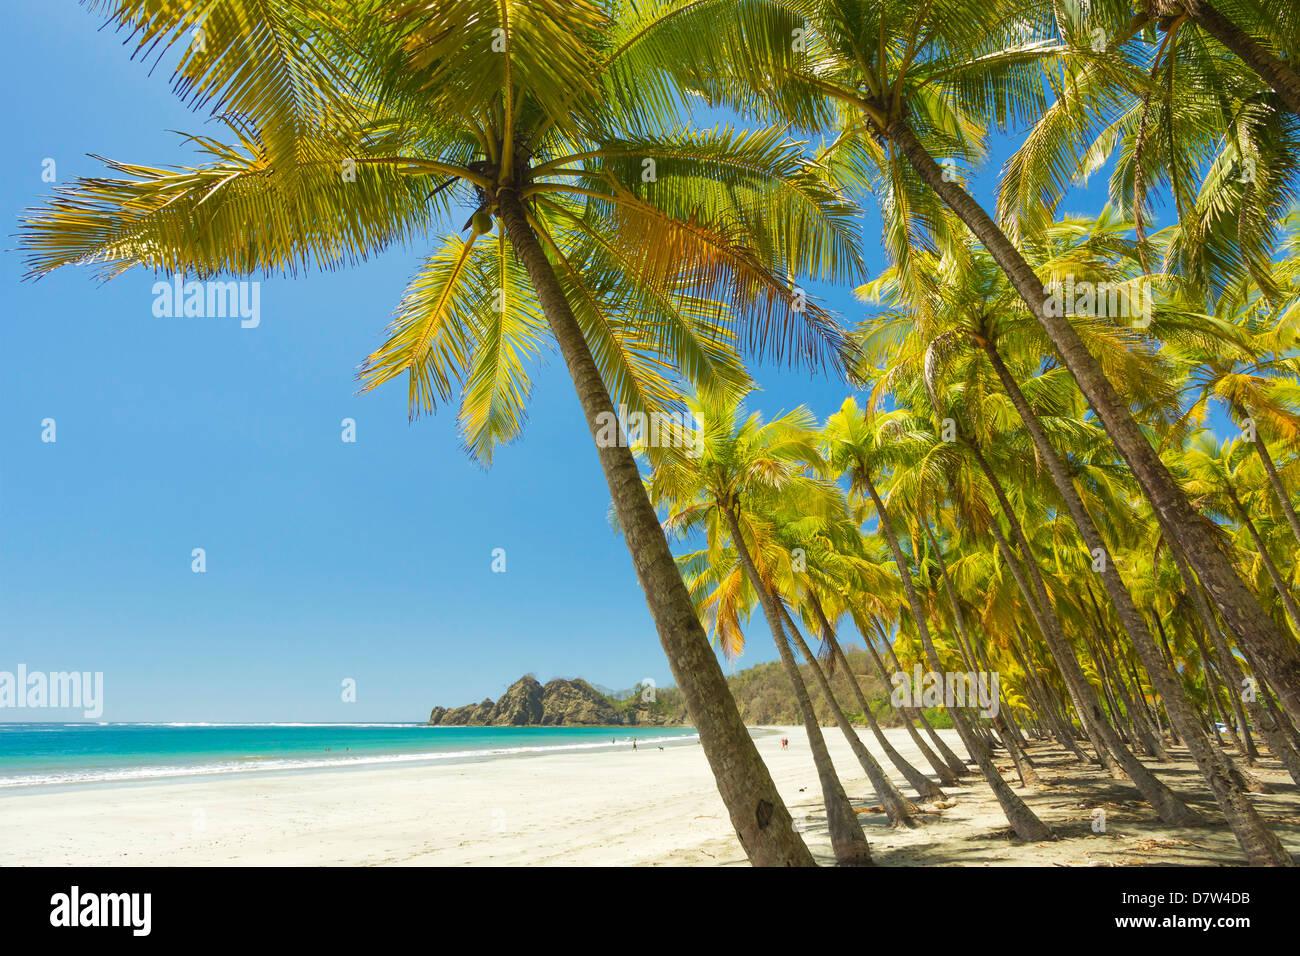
[632, 738, 637, 751]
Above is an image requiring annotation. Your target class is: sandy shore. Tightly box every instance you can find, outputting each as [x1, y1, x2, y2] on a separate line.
[3, 727, 1297, 865]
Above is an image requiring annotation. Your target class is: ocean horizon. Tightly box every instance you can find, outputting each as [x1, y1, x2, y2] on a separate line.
[0, 722, 702, 790]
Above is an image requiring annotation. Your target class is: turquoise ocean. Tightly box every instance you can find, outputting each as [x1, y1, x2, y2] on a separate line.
[0, 723, 700, 789]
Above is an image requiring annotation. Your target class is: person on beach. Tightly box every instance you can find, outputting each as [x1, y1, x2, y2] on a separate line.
[633, 738, 637, 751]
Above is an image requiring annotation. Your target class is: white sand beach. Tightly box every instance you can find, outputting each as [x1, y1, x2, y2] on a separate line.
[4, 727, 1298, 866]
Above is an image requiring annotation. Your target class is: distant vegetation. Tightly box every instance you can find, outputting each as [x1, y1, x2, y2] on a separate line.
[608, 645, 909, 727]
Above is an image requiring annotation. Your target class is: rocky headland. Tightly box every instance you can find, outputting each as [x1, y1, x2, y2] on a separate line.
[427, 675, 680, 726]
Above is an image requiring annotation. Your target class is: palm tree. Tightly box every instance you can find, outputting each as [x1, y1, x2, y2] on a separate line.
[892, 376, 1211, 824]
[824, 399, 1057, 842]
[917, 517, 1046, 788]
[1004, 3, 1300, 295]
[1182, 433, 1300, 630]
[648, 393, 878, 861]
[774, 516, 952, 798]
[677, 528, 924, 822]
[1165, 292, 1300, 549]
[18, 0, 869, 867]
[1131, 1, 1300, 116]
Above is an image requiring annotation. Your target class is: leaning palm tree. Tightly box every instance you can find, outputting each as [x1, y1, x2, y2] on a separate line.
[770, 507, 951, 798]
[823, 398, 1057, 842]
[1104, 1, 1300, 119]
[1164, 286, 1300, 549]
[1003, 2, 1300, 297]
[647, 393, 875, 863]
[19, 0, 867, 867]
[1182, 433, 1300, 631]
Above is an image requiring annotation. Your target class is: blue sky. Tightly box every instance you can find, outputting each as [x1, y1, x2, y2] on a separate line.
[0, 3, 1188, 721]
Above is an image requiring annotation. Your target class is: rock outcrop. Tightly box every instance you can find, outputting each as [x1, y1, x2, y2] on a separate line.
[489, 676, 545, 725]
[429, 698, 495, 725]
[429, 676, 641, 726]
[538, 678, 623, 725]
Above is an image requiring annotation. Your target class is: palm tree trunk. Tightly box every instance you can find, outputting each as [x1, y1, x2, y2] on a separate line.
[720, 505, 872, 865]
[1008, 627, 1090, 758]
[495, 190, 813, 867]
[1168, 541, 1300, 787]
[881, 638, 974, 774]
[859, 634, 962, 785]
[1194, 629, 1249, 757]
[805, 599, 947, 799]
[1084, 585, 1171, 760]
[778, 603, 918, 825]
[1195, 627, 1256, 760]
[1268, 689, 1300, 753]
[1248, 427, 1300, 548]
[962, 451, 1115, 771]
[1081, 627, 1137, 748]
[1175, 0, 1300, 115]
[859, 473, 1055, 841]
[921, 521, 1044, 788]
[1224, 480, 1300, 631]
[982, 512, 1122, 774]
[886, 119, 1300, 733]
[1265, 691, 1300, 774]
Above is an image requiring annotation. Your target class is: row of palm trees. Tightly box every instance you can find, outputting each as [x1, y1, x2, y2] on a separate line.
[20, 1, 1300, 864]
[640, 207, 1300, 864]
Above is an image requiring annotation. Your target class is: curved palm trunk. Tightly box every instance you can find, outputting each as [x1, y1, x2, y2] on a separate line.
[1270, 690, 1300, 752]
[936, 537, 1039, 764]
[777, 604, 918, 825]
[496, 191, 813, 867]
[967, 432, 1206, 825]
[1081, 626, 1142, 751]
[807, 599, 947, 799]
[1195, 634, 1260, 777]
[887, 119, 1300, 733]
[1248, 428, 1300, 548]
[1224, 479, 1300, 631]
[1008, 627, 1091, 758]
[1192, 627, 1256, 761]
[1168, 542, 1300, 787]
[860, 636, 963, 785]
[1084, 586, 1171, 761]
[720, 506, 871, 864]
[983, 513, 1119, 773]
[959, 445, 1113, 771]
[981, 342, 1291, 860]
[921, 521, 1043, 789]
[859, 473, 1055, 841]
[1121, 649, 1167, 746]
[1172, 0, 1300, 115]
[881, 639, 974, 774]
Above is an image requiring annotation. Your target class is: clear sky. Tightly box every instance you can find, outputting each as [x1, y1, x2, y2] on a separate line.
[0, 3, 1189, 722]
